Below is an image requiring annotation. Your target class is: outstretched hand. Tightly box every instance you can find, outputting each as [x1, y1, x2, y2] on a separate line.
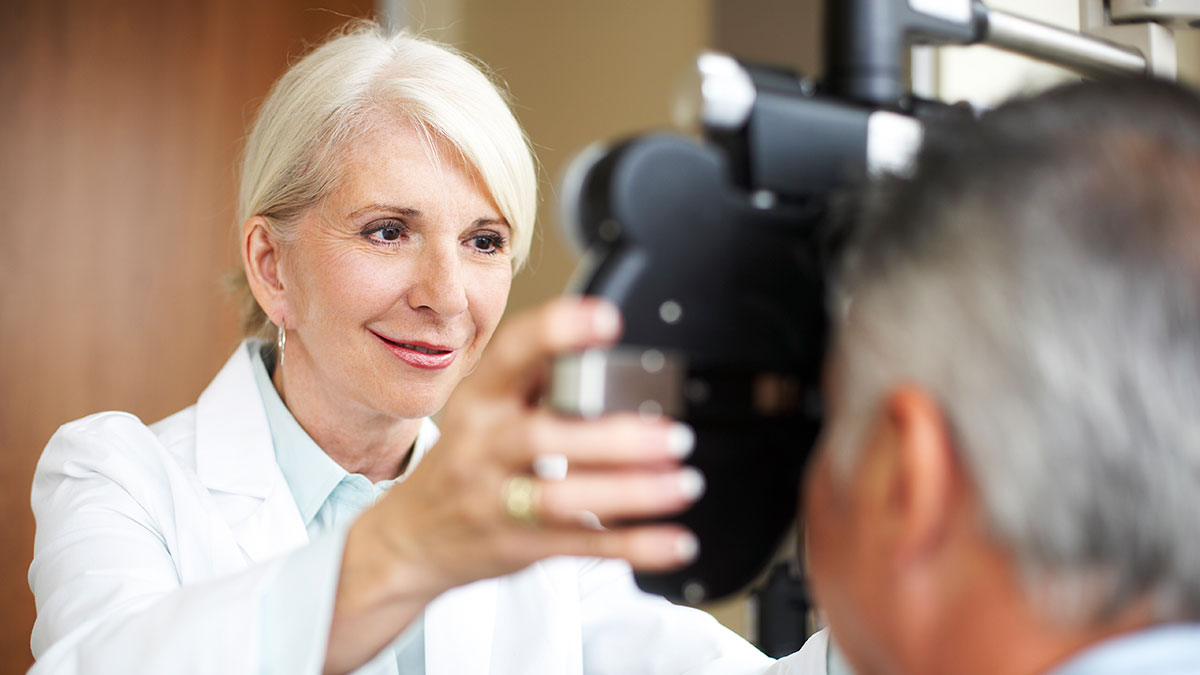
[324, 297, 701, 674]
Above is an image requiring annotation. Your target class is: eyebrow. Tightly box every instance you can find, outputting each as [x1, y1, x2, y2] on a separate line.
[347, 203, 422, 220]
[346, 203, 510, 232]
[476, 217, 511, 231]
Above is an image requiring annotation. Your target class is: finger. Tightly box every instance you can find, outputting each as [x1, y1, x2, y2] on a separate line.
[473, 296, 621, 394]
[505, 411, 695, 467]
[537, 467, 706, 523]
[528, 524, 701, 572]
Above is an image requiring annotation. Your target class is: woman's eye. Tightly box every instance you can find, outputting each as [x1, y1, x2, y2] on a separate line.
[364, 221, 407, 244]
[470, 235, 503, 254]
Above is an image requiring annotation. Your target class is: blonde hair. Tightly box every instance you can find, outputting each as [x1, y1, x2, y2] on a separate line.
[233, 21, 537, 336]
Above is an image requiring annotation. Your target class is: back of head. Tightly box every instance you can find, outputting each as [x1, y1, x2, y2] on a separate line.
[833, 77, 1200, 624]
[234, 21, 537, 336]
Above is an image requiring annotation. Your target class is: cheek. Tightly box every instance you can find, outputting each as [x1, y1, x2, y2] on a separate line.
[805, 452, 872, 657]
[323, 255, 413, 325]
[467, 265, 513, 344]
[803, 452, 843, 582]
[287, 245, 383, 320]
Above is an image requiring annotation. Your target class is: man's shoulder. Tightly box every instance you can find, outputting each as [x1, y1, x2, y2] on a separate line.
[1053, 623, 1200, 675]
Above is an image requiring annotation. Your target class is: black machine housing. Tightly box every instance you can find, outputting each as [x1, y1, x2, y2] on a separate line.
[564, 132, 829, 603]
[552, 0, 1156, 611]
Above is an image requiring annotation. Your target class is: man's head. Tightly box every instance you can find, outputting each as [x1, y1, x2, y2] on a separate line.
[805, 78, 1200, 674]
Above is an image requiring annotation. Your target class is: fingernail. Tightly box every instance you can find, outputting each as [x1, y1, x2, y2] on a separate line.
[667, 423, 695, 459]
[592, 303, 620, 340]
[677, 467, 706, 500]
[533, 453, 568, 480]
[675, 532, 700, 563]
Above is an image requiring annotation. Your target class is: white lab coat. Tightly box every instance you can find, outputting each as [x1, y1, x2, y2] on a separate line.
[29, 342, 826, 675]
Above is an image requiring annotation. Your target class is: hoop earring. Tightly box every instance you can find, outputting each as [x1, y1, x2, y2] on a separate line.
[276, 322, 286, 370]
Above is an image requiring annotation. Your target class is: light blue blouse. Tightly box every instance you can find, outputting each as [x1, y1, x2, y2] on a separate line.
[252, 344, 427, 674]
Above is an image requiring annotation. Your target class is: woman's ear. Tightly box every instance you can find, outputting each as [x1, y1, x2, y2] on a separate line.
[242, 216, 289, 325]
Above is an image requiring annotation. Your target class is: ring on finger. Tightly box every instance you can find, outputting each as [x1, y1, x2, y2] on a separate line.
[501, 475, 540, 528]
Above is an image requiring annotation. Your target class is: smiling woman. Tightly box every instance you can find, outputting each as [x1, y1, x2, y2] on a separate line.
[245, 123, 515, 463]
[26, 20, 786, 675]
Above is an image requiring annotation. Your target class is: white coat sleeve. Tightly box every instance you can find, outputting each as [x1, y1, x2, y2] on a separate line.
[762, 629, 830, 675]
[576, 557, 775, 675]
[28, 414, 344, 675]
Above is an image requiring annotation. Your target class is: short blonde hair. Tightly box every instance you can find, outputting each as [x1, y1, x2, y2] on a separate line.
[233, 21, 537, 335]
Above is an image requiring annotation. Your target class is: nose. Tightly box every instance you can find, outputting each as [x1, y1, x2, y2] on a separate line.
[407, 243, 469, 317]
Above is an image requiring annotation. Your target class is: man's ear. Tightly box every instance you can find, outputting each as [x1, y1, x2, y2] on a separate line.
[882, 385, 962, 565]
[242, 216, 289, 326]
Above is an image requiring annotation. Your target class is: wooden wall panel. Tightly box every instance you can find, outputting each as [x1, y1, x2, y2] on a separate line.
[0, 1, 369, 670]
[712, 0, 824, 78]
[460, 0, 712, 313]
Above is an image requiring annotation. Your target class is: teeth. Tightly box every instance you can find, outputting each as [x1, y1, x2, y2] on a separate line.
[401, 343, 446, 355]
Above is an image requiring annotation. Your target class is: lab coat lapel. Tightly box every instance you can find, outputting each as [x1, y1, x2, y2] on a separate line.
[193, 345, 505, 669]
[194, 341, 309, 562]
[425, 577, 499, 675]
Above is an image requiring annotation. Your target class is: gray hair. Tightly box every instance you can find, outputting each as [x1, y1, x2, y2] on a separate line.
[831, 78, 1200, 624]
[232, 21, 537, 336]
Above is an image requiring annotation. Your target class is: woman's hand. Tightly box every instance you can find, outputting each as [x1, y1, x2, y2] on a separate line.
[324, 297, 701, 674]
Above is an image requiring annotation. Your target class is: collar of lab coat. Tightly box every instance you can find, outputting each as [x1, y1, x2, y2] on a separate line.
[195, 340, 279, 499]
[188, 341, 504, 672]
[193, 340, 310, 562]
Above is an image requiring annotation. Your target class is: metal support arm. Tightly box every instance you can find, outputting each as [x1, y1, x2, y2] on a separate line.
[981, 7, 1147, 78]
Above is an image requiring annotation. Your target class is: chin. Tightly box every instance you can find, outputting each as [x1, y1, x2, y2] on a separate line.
[381, 387, 452, 420]
[383, 398, 443, 420]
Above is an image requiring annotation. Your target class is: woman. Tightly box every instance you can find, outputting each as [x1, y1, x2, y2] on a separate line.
[29, 22, 814, 674]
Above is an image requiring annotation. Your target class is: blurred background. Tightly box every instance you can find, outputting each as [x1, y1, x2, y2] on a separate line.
[2, 0, 1197, 671]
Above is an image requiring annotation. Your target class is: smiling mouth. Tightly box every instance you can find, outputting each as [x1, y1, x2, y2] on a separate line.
[398, 343, 450, 355]
[373, 331, 459, 371]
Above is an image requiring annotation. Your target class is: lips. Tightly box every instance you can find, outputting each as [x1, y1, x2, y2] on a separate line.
[372, 332, 458, 370]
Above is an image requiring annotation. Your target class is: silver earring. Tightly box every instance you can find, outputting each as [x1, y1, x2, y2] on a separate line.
[276, 322, 286, 370]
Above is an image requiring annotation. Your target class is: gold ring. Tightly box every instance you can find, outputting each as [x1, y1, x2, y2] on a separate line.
[501, 475, 540, 528]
